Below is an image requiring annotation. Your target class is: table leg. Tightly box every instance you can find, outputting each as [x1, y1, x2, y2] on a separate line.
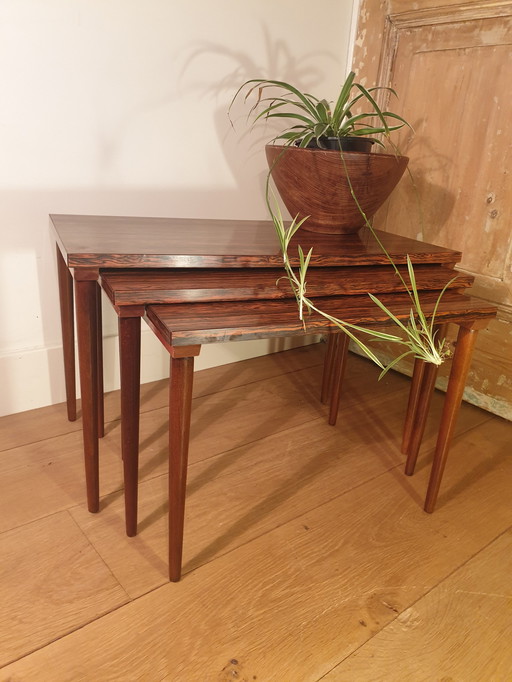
[320, 334, 336, 404]
[75, 274, 100, 513]
[403, 324, 447, 475]
[424, 324, 479, 513]
[96, 284, 105, 439]
[404, 361, 439, 475]
[56, 245, 76, 422]
[168, 354, 195, 582]
[119, 316, 141, 537]
[402, 358, 425, 456]
[328, 332, 350, 426]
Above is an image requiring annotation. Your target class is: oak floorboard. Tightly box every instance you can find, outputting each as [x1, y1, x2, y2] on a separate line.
[70, 376, 494, 599]
[0, 429, 124, 534]
[2, 416, 510, 681]
[0, 343, 323, 452]
[0, 358, 330, 535]
[0, 511, 128, 669]
[112, 354, 491, 490]
[324, 528, 512, 681]
[70, 416, 406, 598]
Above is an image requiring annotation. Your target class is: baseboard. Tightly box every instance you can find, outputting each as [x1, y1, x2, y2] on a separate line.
[0, 330, 320, 417]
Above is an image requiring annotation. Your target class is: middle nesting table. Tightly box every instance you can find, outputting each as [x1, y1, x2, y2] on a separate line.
[100, 264, 474, 538]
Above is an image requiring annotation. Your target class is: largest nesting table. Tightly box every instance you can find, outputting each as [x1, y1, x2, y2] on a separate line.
[52, 215, 495, 562]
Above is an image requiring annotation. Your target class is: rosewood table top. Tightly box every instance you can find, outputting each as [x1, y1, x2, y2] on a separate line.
[51, 214, 461, 269]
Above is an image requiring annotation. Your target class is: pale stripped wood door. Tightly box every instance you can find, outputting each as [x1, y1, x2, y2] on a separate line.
[353, 0, 512, 419]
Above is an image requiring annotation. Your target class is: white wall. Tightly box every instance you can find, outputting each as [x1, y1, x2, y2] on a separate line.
[0, 0, 356, 416]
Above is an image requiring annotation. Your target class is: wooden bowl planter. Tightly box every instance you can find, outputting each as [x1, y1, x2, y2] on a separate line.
[265, 144, 409, 235]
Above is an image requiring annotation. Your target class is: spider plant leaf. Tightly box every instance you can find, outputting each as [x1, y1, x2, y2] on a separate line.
[288, 214, 309, 240]
[351, 125, 406, 136]
[254, 110, 316, 125]
[242, 78, 320, 118]
[314, 122, 330, 138]
[299, 131, 316, 147]
[332, 71, 356, 129]
[365, 85, 399, 98]
[278, 131, 307, 140]
[308, 306, 403, 342]
[406, 256, 429, 330]
[315, 99, 331, 124]
[344, 334, 387, 369]
[303, 246, 313, 271]
[354, 83, 395, 136]
[349, 326, 404, 342]
[298, 244, 306, 269]
[380, 111, 411, 127]
[367, 293, 409, 333]
[255, 97, 320, 118]
[378, 350, 415, 379]
[428, 274, 460, 335]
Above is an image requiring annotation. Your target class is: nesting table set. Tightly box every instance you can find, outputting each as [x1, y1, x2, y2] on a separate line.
[53, 214, 497, 581]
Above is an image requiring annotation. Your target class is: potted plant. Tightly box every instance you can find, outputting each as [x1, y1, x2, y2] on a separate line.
[230, 71, 453, 374]
[230, 71, 410, 234]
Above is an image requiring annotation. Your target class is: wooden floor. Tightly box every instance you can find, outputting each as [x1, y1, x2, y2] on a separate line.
[0, 343, 511, 681]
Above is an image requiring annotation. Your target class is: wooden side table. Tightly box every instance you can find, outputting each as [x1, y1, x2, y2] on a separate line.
[52, 214, 467, 518]
[142, 290, 497, 580]
[101, 263, 475, 535]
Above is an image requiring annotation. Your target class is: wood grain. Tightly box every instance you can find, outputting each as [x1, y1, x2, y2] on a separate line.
[2, 415, 511, 681]
[100, 264, 473, 307]
[68, 363, 492, 599]
[0, 347, 509, 680]
[145, 290, 496, 348]
[324, 528, 512, 680]
[0, 429, 124, 534]
[0, 512, 128, 668]
[266, 144, 408, 232]
[51, 214, 462, 269]
[353, 1, 512, 419]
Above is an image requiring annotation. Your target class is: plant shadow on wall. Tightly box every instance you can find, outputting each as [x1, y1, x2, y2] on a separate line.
[380, 131, 456, 245]
[177, 25, 344, 203]
[229, 72, 457, 375]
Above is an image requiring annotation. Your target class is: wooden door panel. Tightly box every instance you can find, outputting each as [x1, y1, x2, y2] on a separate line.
[353, 1, 512, 419]
[386, 17, 512, 286]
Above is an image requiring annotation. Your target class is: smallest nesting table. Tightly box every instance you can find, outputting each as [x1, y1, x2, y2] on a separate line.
[141, 291, 496, 581]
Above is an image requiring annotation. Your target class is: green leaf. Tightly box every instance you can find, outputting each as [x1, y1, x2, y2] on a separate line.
[331, 71, 356, 129]
[378, 350, 415, 379]
[367, 293, 410, 333]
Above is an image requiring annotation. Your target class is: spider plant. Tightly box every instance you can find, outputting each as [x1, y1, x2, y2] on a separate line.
[267, 174, 454, 378]
[229, 70, 410, 148]
[231, 70, 453, 374]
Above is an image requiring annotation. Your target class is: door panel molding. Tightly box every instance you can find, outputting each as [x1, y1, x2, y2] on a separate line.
[353, 0, 512, 419]
[389, 1, 512, 29]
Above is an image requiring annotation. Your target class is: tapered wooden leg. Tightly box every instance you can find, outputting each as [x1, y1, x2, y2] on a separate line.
[75, 275, 100, 513]
[96, 284, 105, 439]
[321, 335, 337, 404]
[119, 316, 141, 537]
[56, 245, 76, 421]
[403, 325, 447, 475]
[328, 332, 350, 426]
[402, 358, 425, 456]
[168, 354, 195, 582]
[424, 325, 479, 513]
[404, 361, 439, 475]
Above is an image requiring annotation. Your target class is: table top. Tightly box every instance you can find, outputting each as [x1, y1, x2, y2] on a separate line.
[51, 214, 462, 269]
[101, 265, 473, 307]
[145, 290, 498, 348]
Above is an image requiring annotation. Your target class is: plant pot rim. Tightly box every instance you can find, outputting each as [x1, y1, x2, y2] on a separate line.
[265, 142, 409, 162]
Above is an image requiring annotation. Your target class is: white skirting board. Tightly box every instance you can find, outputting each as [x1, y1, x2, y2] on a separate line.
[0, 330, 321, 417]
